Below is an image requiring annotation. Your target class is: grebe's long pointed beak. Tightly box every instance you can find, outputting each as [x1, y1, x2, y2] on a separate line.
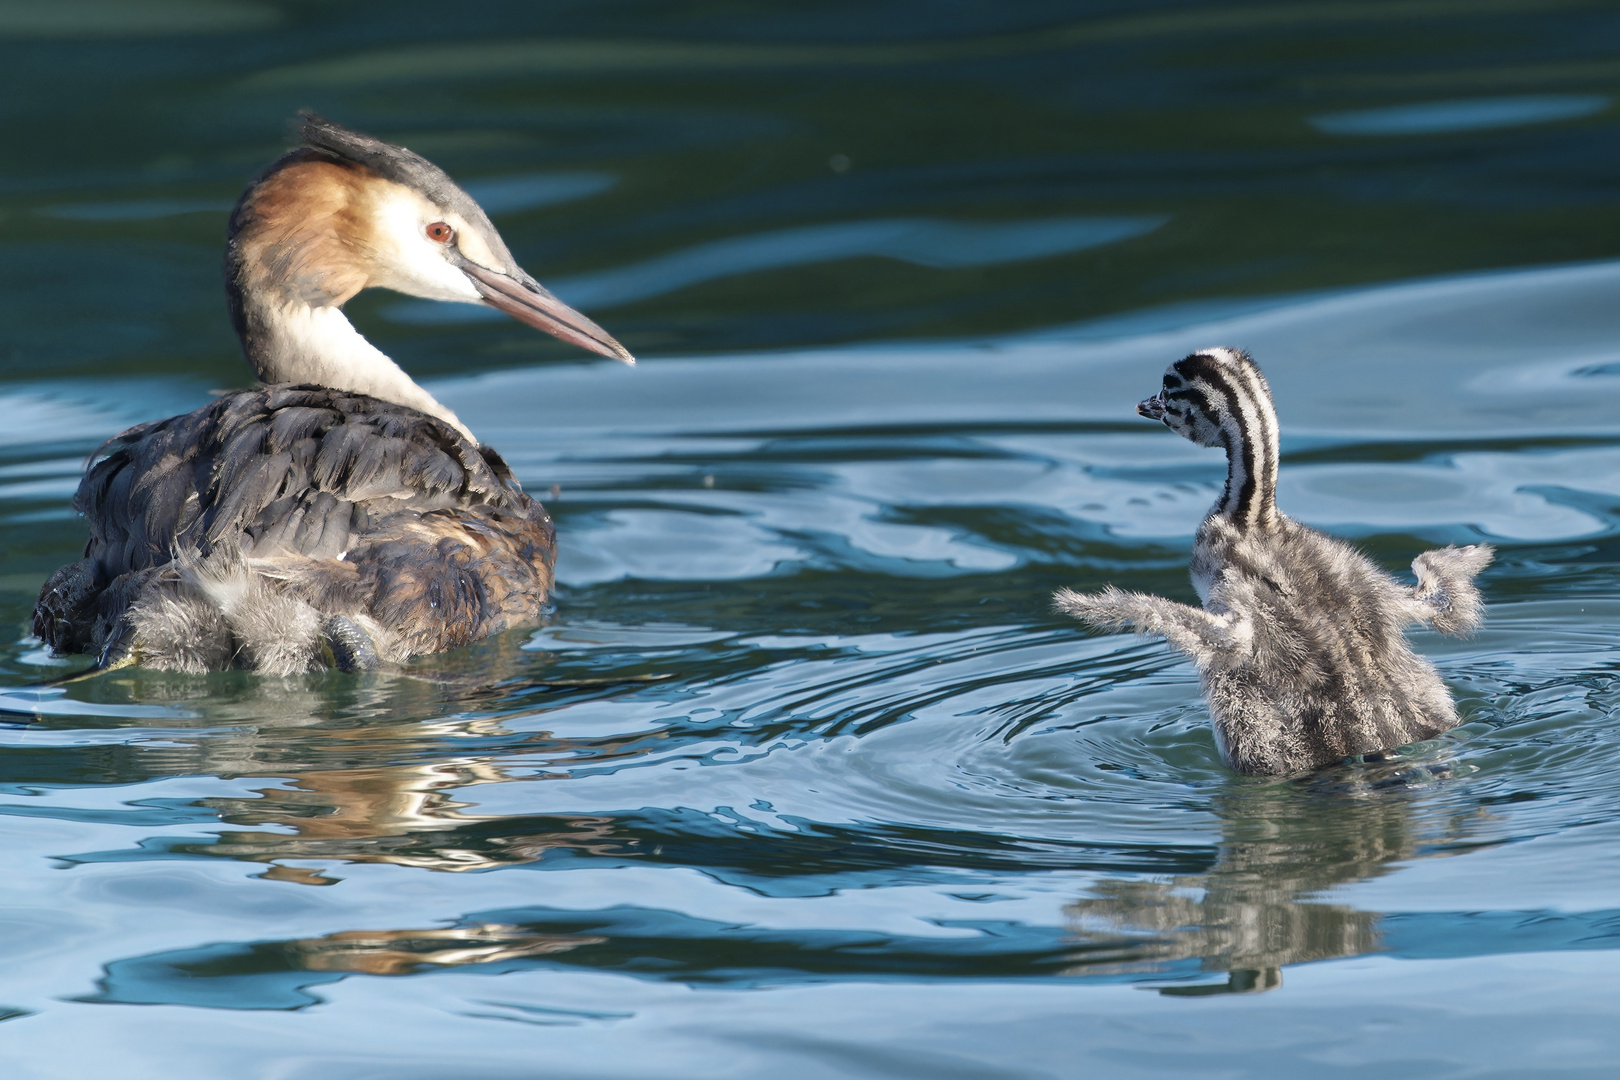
[1136, 393, 1167, 421]
[458, 259, 635, 365]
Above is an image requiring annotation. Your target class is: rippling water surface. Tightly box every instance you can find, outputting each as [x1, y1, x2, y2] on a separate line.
[5, 3, 1620, 1077]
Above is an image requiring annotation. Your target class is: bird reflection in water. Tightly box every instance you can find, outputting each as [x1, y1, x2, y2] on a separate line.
[206, 756, 594, 885]
[284, 924, 604, 976]
[48, 653, 1493, 997]
[1062, 762, 1481, 995]
[57, 635, 664, 883]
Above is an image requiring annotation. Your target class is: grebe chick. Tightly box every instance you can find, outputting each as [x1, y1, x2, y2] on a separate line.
[1055, 348, 1492, 776]
[33, 114, 634, 675]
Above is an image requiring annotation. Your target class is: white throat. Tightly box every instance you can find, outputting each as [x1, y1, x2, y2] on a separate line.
[248, 300, 474, 443]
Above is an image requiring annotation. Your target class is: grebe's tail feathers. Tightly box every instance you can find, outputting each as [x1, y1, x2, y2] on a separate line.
[1054, 585, 1251, 667]
[1410, 543, 1494, 637]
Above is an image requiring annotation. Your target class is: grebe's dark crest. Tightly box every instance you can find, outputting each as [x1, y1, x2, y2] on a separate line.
[33, 114, 632, 675]
[1058, 347, 1493, 776]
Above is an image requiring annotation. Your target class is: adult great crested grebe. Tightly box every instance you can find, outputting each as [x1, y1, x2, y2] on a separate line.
[1055, 348, 1492, 776]
[33, 113, 633, 675]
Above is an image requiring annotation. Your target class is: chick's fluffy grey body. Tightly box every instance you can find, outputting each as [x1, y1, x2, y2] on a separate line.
[1056, 348, 1491, 775]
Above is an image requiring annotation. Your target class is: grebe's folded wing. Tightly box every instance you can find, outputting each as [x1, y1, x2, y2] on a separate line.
[76, 386, 520, 578]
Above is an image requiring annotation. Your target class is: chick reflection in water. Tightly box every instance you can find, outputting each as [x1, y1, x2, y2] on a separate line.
[1064, 773, 1476, 994]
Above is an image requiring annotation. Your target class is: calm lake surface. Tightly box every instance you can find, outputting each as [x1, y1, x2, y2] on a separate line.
[4, 3, 1620, 1076]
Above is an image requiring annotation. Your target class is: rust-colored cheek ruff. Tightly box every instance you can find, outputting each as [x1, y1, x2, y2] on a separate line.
[233, 158, 375, 309]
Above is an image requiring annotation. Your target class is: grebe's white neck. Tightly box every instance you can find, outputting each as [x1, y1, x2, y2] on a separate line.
[236, 295, 472, 442]
[225, 151, 475, 442]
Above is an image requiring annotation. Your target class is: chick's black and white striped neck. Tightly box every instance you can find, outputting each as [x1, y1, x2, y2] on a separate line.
[1170, 348, 1279, 532]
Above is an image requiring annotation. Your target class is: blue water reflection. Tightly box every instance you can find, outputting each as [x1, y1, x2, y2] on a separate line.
[387, 214, 1167, 323]
[462, 171, 618, 216]
[6, 1, 1620, 1075]
[1312, 95, 1612, 137]
[38, 199, 237, 222]
[4, 260, 1620, 1052]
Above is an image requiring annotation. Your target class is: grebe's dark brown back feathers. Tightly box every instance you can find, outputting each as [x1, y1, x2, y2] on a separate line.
[82, 385, 517, 575]
[35, 385, 555, 668]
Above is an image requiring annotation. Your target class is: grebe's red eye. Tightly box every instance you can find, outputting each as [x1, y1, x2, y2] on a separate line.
[425, 221, 454, 243]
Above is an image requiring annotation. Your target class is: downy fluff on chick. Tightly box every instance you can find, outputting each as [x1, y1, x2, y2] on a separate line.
[1055, 348, 1492, 776]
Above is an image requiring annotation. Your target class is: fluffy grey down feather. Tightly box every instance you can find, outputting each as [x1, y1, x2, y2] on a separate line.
[1054, 348, 1493, 776]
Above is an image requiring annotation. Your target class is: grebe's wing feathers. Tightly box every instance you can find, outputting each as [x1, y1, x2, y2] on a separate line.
[77, 413, 206, 574]
[1408, 543, 1494, 636]
[76, 386, 519, 578]
[1054, 585, 1253, 668]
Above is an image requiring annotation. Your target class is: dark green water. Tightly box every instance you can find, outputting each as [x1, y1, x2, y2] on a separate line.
[3, 2, 1620, 1076]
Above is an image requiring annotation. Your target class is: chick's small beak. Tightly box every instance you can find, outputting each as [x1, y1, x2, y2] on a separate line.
[459, 259, 634, 365]
[1136, 393, 1167, 421]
